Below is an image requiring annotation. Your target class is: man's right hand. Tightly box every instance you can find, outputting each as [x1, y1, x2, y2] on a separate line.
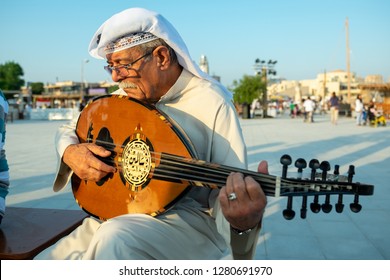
[63, 143, 116, 182]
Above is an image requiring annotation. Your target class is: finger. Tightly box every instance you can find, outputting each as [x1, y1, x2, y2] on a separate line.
[245, 176, 266, 202]
[219, 172, 239, 207]
[230, 173, 247, 201]
[87, 152, 116, 173]
[224, 172, 236, 196]
[218, 186, 229, 208]
[258, 160, 269, 174]
[88, 167, 112, 182]
[86, 143, 112, 157]
[85, 144, 116, 172]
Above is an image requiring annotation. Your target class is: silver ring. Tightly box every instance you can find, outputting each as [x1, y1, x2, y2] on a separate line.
[228, 192, 237, 201]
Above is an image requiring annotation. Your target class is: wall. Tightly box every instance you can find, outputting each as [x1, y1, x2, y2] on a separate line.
[29, 108, 79, 120]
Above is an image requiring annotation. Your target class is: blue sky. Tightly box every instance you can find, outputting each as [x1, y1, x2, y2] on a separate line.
[1, 0, 389, 87]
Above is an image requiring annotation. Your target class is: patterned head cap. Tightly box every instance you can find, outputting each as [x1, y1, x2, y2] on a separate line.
[104, 32, 158, 54]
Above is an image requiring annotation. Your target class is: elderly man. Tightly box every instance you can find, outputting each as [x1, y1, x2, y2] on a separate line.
[35, 7, 267, 260]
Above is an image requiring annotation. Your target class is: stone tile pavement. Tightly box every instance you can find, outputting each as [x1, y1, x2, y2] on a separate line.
[5, 112, 390, 259]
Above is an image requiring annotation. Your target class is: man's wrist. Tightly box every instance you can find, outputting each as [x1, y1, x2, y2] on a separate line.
[230, 225, 257, 236]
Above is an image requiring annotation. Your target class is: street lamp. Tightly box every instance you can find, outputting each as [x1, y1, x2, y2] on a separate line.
[81, 59, 89, 101]
[254, 58, 277, 118]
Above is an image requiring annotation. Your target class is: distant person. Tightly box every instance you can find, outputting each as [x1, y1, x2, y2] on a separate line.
[289, 102, 296, 118]
[250, 98, 260, 118]
[303, 97, 315, 123]
[355, 94, 364, 126]
[367, 101, 386, 127]
[24, 103, 32, 119]
[0, 89, 10, 225]
[329, 92, 339, 125]
[317, 96, 326, 115]
[362, 104, 368, 125]
[301, 98, 307, 120]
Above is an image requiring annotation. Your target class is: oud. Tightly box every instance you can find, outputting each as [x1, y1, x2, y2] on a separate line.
[72, 95, 374, 220]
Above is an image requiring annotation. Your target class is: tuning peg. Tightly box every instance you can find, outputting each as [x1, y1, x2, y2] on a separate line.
[294, 158, 307, 179]
[294, 158, 307, 218]
[319, 161, 332, 213]
[350, 196, 362, 213]
[335, 200, 345, 213]
[321, 196, 333, 213]
[347, 165, 355, 182]
[280, 154, 292, 178]
[347, 165, 362, 213]
[333, 165, 344, 213]
[309, 159, 320, 180]
[280, 155, 295, 219]
[309, 159, 321, 213]
[283, 158, 307, 219]
[283, 196, 296, 220]
[333, 164, 340, 178]
[300, 196, 308, 219]
[310, 196, 321, 213]
[319, 161, 331, 180]
[334, 164, 340, 176]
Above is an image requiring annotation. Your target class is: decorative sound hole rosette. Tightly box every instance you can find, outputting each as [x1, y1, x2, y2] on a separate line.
[119, 132, 154, 191]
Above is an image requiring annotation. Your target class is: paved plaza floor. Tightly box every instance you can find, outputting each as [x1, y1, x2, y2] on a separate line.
[5, 112, 390, 259]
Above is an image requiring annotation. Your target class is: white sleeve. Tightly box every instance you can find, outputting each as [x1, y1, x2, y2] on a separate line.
[53, 118, 79, 192]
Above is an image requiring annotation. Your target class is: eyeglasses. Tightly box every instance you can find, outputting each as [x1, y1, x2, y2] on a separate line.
[104, 51, 153, 76]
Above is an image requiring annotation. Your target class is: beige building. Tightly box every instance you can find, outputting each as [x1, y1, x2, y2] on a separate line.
[30, 80, 117, 109]
[268, 70, 382, 105]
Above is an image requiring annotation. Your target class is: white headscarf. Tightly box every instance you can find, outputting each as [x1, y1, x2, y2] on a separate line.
[89, 7, 212, 82]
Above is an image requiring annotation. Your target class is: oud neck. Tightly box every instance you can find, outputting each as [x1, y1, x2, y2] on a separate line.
[152, 153, 280, 197]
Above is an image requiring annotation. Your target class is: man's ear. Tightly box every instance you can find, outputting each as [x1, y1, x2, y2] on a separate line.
[154, 46, 170, 69]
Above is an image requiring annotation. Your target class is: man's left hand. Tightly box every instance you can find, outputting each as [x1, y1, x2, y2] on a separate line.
[219, 161, 268, 231]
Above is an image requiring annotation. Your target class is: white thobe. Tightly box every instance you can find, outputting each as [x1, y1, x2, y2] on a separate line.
[35, 69, 259, 260]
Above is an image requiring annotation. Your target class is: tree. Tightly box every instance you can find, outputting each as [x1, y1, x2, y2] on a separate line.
[230, 75, 266, 105]
[30, 82, 44, 95]
[0, 61, 25, 90]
